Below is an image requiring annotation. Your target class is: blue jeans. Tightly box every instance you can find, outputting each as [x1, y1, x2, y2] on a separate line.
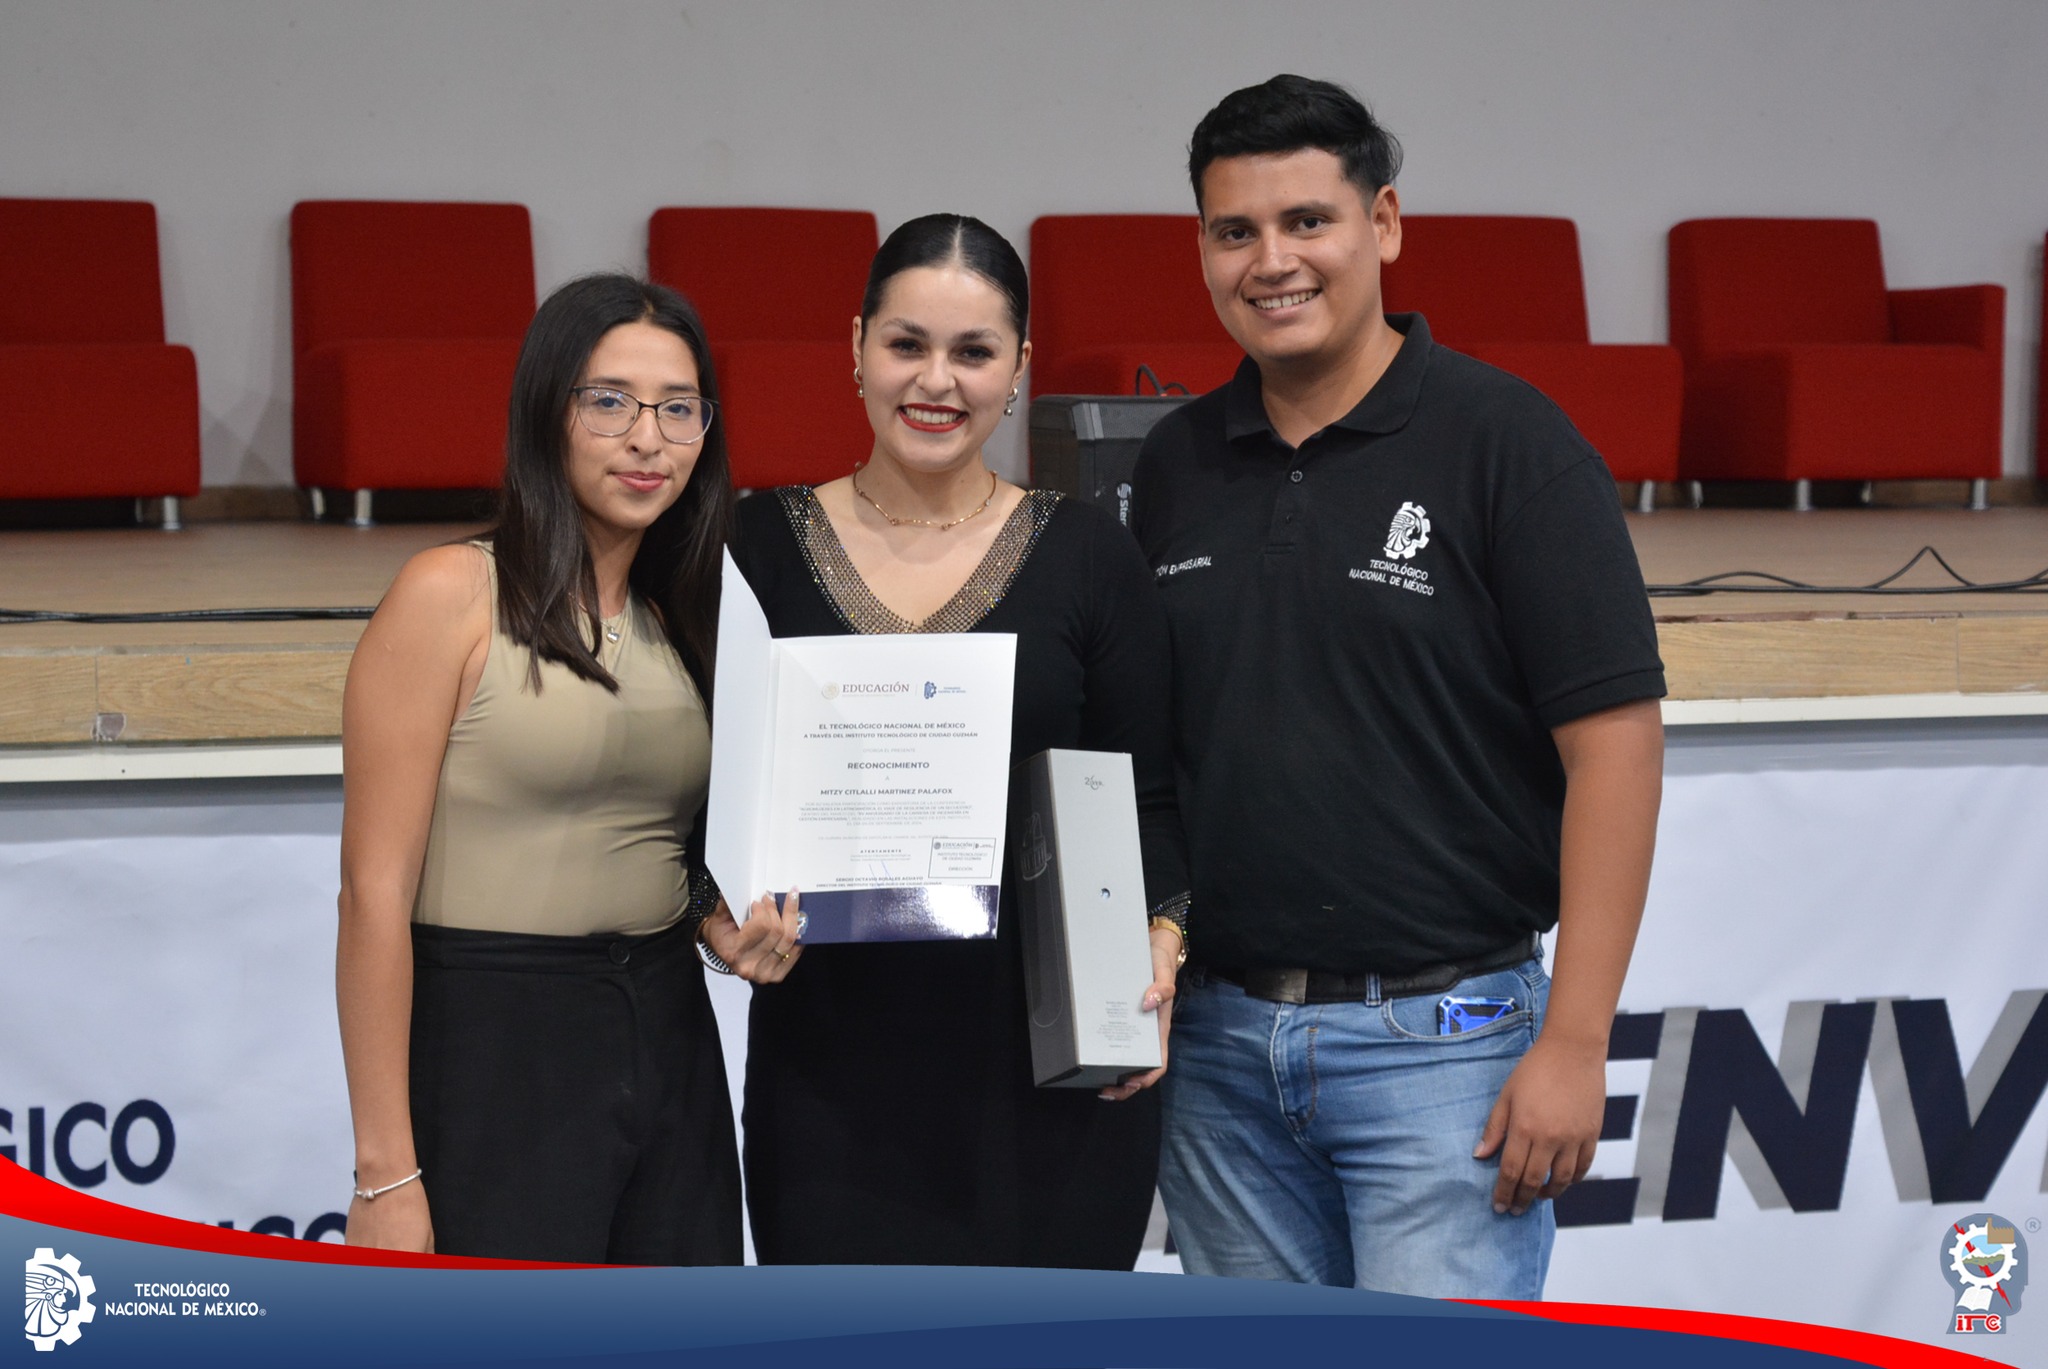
[1159, 957, 1554, 1298]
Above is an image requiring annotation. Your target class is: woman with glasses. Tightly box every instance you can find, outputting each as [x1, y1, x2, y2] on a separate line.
[731, 216, 1191, 1269]
[335, 273, 801, 1261]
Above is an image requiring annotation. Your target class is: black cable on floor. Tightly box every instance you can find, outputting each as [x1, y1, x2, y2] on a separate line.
[1648, 546, 2048, 597]
[5, 548, 2043, 616]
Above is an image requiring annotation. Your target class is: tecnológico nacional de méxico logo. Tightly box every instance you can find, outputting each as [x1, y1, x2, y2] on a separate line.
[24, 1248, 96, 1351]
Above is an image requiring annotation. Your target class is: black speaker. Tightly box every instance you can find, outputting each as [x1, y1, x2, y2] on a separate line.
[1027, 395, 1190, 527]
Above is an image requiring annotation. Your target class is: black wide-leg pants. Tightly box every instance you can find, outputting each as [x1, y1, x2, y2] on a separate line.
[408, 918, 742, 1264]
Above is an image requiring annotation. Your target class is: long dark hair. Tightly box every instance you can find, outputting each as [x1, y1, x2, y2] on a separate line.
[491, 273, 733, 697]
[860, 213, 1030, 341]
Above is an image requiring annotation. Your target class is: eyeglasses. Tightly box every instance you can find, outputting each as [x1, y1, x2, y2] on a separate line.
[570, 387, 715, 445]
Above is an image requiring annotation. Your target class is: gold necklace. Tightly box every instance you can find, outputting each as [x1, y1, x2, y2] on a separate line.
[854, 468, 1000, 531]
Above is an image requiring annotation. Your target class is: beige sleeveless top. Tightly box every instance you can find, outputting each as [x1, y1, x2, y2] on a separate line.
[412, 547, 711, 936]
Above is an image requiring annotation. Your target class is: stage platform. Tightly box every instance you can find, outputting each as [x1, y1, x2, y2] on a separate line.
[2, 507, 2045, 778]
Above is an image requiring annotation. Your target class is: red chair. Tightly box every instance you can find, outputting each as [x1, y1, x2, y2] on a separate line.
[1380, 215, 1681, 509]
[647, 208, 877, 489]
[1028, 215, 1242, 399]
[291, 201, 534, 523]
[0, 199, 201, 526]
[1668, 218, 2003, 509]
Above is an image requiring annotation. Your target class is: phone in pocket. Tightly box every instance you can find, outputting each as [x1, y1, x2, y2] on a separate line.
[1437, 994, 1517, 1035]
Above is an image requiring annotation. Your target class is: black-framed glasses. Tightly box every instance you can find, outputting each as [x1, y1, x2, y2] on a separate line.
[570, 386, 715, 445]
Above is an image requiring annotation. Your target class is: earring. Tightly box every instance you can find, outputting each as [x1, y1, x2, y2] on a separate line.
[854, 365, 864, 398]
[1004, 385, 1019, 417]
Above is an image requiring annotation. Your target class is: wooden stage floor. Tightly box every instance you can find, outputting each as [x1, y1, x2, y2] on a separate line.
[2, 508, 2045, 746]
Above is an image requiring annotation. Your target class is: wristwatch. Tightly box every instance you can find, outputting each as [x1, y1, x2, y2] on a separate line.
[1149, 893, 1190, 969]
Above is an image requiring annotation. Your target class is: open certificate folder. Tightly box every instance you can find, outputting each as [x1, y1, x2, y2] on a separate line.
[706, 551, 1018, 942]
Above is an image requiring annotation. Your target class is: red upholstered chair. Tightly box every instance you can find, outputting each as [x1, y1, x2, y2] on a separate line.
[646, 208, 878, 489]
[1668, 218, 2004, 509]
[1028, 215, 1242, 399]
[290, 201, 534, 523]
[0, 198, 201, 526]
[1380, 215, 1681, 509]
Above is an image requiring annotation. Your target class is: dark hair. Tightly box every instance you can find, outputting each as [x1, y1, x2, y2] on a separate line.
[491, 273, 734, 698]
[1187, 74, 1403, 211]
[859, 214, 1029, 342]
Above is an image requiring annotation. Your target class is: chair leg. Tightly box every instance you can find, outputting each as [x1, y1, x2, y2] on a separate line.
[309, 488, 326, 521]
[1688, 480, 1704, 509]
[1635, 482, 1656, 514]
[350, 489, 373, 528]
[1970, 478, 1989, 511]
[1859, 481, 1875, 506]
[161, 496, 183, 532]
[1793, 479, 1813, 513]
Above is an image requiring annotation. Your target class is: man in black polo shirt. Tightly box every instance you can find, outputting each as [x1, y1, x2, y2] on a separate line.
[1133, 75, 1665, 1298]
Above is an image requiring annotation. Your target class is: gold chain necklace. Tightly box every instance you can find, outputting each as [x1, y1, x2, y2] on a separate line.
[854, 468, 1000, 531]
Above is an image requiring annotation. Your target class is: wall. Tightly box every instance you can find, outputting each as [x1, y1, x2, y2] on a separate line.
[3, 0, 2043, 485]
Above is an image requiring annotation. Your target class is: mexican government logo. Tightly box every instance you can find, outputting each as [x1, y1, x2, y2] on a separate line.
[24, 1248, 96, 1352]
[1383, 501, 1430, 560]
[1943, 1213, 2028, 1334]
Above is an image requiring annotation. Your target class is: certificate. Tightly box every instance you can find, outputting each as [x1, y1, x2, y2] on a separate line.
[706, 552, 1017, 942]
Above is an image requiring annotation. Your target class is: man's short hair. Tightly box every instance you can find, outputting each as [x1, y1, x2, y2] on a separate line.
[1188, 74, 1403, 211]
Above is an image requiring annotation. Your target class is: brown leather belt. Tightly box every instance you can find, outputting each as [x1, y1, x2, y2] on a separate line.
[1202, 933, 1541, 1005]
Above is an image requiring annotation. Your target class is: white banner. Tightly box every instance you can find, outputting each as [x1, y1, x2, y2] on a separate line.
[0, 776, 759, 1253]
[1546, 720, 2048, 1362]
[2, 720, 2045, 1358]
[0, 780, 354, 1242]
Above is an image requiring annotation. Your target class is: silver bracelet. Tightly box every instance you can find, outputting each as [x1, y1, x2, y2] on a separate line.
[351, 1167, 423, 1202]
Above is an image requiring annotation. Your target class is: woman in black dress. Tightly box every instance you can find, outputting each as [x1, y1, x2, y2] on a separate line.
[732, 215, 1191, 1268]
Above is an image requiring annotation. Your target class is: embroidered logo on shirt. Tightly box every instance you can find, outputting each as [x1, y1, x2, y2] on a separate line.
[1383, 502, 1431, 560]
[1155, 555, 1213, 579]
[1348, 561, 1434, 597]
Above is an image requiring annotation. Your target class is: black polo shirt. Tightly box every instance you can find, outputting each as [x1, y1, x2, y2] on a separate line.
[1130, 313, 1664, 975]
